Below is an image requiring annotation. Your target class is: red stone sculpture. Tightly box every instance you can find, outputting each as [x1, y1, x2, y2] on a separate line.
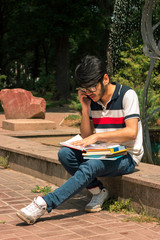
[0, 89, 46, 119]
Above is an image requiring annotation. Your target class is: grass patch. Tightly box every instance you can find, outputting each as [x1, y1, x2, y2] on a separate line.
[64, 114, 81, 121]
[124, 213, 160, 223]
[103, 198, 160, 223]
[31, 185, 52, 196]
[0, 156, 9, 168]
[0, 220, 6, 224]
[61, 114, 81, 128]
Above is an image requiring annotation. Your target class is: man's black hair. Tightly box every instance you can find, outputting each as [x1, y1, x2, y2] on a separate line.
[75, 55, 106, 87]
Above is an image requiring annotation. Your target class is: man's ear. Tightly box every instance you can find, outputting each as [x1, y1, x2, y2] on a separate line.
[103, 74, 109, 86]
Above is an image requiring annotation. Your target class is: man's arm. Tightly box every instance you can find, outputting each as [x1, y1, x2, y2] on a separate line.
[80, 111, 94, 138]
[78, 90, 94, 138]
[72, 118, 138, 147]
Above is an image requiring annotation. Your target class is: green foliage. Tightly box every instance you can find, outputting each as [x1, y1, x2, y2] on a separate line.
[111, 43, 150, 89]
[0, 220, 6, 224]
[35, 72, 56, 95]
[103, 198, 160, 223]
[69, 94, 82, 113]
[110, 0, 145, 71]
[136, 88, 160, 126]
[65, 114, 81, 121]
[32, 91, 69, 110]
[124, 212, 160, 223]
[103, 198, 135, 214]
[0, 75, 7, 89]
[0, 156, 9, 169]
[31, 185, 52, 196]
[0, 0, 115, 97]
[112, 44, 160, 126]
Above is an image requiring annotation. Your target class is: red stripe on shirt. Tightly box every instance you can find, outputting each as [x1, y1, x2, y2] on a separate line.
[92, 117, 125, 125]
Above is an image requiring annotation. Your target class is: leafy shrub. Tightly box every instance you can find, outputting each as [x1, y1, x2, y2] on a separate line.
[103, 198, 135, 214]
[111, 43, 160, 126]
[136, 88, 160, 126]
[0, 156, 9, 168]
[111, 43, 150, 89]
[0, 75, 7, 89]
[35, 72, 55, 95]
[69, 94, 82, 113]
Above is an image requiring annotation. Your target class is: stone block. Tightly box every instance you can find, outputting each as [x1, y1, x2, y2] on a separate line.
[2, 119, 56, 131]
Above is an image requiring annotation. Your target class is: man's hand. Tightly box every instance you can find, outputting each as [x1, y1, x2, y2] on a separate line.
[78, 90, 91, 112]
[71, 134, 98, 147]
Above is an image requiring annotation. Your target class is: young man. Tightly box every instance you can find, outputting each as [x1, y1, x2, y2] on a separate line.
[17, 55, 144, 224]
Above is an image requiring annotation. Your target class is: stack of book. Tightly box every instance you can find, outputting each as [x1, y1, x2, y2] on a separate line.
[60, 134, 129, 161]
[82, 145, 128, 160]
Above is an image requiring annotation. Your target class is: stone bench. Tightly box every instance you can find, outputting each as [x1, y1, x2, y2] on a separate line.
[0, 134, 160, 217]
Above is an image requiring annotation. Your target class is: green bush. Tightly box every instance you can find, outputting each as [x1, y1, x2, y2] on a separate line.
[111, 43, 160, 126]
[69, 94, 82, 113]
[0, 156, 9, 168]
[136, 88, 160, 126]
[35, 71, 56, 95]
[111, 43, 150, 89]
[103, 198, 135, 214]
[0, 75, 7, 89]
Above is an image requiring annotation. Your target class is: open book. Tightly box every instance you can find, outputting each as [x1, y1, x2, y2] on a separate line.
[60, 135, 129, 160]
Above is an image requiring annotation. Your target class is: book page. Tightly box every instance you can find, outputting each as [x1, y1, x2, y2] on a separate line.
[59, 134, 84, 151]
[59, 134, 121, 152]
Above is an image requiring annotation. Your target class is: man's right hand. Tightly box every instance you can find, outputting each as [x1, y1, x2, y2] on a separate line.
[78, 90, 91, 112]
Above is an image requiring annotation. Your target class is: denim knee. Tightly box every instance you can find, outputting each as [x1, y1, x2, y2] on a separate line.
[58, 147, 67, 164]
[78, 159, 105, 178]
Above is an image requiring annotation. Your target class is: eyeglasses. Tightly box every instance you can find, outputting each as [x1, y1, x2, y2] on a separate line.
[76, 84, 98, 93]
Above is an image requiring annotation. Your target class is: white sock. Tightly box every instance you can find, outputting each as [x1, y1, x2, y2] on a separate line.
[88, 186, 101, 195]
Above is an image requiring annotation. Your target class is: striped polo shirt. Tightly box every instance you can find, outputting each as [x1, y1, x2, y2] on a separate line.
[89, 82, 144, 165]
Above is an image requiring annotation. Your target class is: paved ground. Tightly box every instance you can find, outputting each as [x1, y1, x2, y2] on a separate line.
[1, 167, 160, 240]
[1, 111, 160, 239]
[0, 109, 79, 132]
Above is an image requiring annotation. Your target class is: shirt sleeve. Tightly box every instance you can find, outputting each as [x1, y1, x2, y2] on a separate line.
[123, 89, 140, 121]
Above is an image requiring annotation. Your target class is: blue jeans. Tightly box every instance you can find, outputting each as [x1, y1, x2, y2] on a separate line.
[43, 147, 136, 213]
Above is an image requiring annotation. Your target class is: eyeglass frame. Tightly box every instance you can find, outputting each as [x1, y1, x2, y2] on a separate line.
[76, 82, 101, 93]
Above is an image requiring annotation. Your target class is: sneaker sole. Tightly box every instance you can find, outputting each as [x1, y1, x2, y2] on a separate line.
[85, 207, 102, 213]
[16, 212, 34, 225]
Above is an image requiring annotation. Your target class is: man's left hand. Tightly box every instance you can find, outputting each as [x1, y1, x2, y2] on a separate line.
[71, 134, 98, 147]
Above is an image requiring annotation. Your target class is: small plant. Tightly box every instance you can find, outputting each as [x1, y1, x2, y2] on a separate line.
[69, 95, 82, 113]
[124, 213, 160, 223]
[103, 198, 135, 214]
[103, 198, 160, 223]
[0, 220, 6, 224]
[31, 185, 52, 196]
[0, 156, 9, 168]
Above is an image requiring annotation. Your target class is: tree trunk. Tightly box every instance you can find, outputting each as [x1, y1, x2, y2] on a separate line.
[55, 36, 69, 100]
[32, 43, 40, 87]
[99, 0, 114, 77]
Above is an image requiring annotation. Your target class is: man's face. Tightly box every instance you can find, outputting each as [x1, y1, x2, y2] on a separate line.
[79, 82, 106, 102]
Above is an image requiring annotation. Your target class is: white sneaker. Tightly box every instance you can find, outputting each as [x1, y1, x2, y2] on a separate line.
[85, 188, 109, 213]
[16, 196, 47, 224]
